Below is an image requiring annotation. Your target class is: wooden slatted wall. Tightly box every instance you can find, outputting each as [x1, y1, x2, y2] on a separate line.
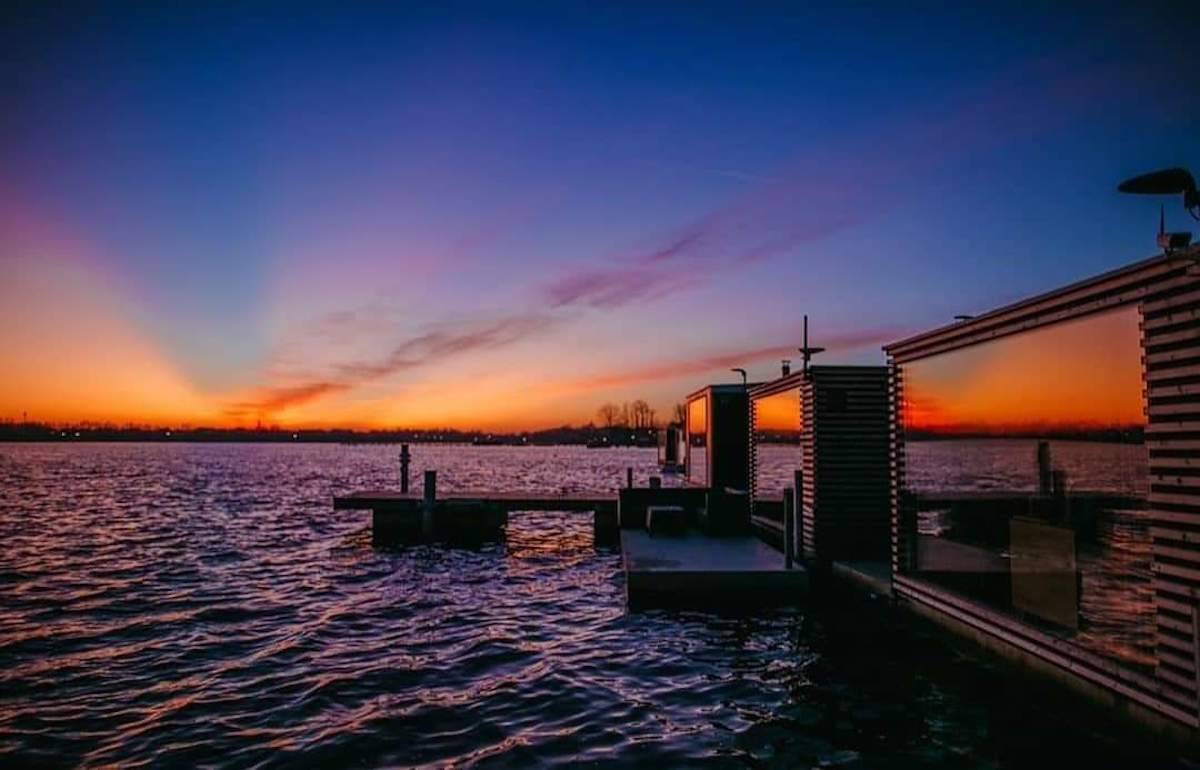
[1144, 273, 1200, 716]
[810, 366, 891, 562]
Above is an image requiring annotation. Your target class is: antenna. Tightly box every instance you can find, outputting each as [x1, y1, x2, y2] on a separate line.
[1156, 202, 1192, 254]
[1118, 167, 1198, 254]
[798, 315, 825, 375]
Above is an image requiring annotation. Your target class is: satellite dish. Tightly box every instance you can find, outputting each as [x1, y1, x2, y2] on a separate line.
[1118, 167, 1199, 218]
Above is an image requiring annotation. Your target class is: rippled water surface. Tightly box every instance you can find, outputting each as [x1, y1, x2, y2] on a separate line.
[0, 443, 1186, 768]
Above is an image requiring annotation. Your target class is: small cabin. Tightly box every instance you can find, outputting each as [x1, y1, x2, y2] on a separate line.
[748, 366, 889, 563]
[684, 384, 752, 491]
[886, 246, 1200, 739]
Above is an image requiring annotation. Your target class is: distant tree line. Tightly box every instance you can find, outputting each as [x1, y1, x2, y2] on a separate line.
[595, 400, 659, 429]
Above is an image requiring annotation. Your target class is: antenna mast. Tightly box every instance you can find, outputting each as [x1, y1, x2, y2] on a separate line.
[799, 315, 825, 375]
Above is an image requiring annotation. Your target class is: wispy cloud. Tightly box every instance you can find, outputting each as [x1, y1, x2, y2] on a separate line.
[239, 51, 1140, 422]
[558, 325, 908, 393]
[228, 313, 556, 417]
[538, 53, 1134, 314]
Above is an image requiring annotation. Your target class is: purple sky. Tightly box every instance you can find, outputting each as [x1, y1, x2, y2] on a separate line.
[2, 2, 1198, 428]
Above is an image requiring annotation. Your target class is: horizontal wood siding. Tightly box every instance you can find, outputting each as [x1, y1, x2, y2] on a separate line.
[810, 367, 890, 562]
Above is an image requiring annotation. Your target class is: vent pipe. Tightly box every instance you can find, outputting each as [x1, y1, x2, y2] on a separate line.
[781, 359, 791, 377]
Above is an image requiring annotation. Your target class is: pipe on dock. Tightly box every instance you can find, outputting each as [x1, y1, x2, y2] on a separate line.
[626, 467, 633, 489]
[400, 444, 411, 494]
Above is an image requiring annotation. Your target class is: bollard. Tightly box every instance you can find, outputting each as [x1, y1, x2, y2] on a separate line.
[649, 476, 661, 489]
[400, 444, 411, 494]
[422, 470, 437, 537]
[1037, 441, 1052, 496]
[626, 467, 633, 489]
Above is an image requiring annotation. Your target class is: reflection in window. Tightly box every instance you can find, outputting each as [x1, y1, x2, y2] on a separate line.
[899, 306, 1151, 671]
[752, 387, 803, 520]
[687, 396, 708, 486]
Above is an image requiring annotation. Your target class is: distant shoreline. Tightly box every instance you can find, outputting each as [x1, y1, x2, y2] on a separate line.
[0, 424, 660, 447]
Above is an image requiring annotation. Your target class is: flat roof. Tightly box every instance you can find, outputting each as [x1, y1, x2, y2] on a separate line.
[684, 383, 761, 401]
[747, 365, 886, 399]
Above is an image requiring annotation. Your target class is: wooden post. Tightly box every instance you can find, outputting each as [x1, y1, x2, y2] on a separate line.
[626, 467, 633, 489]
[783, 485, 795, 569]
[422, 470, 437, 537]
[400, 444, 411, 494]
[649, 476, 661, 489]
[1037, 441, 1052, 495]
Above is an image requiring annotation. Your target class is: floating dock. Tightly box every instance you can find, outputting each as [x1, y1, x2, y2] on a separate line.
[334, 475, 806, 608]
[622, 528, 806, 608]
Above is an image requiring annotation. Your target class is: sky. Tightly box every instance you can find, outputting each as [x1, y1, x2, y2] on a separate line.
[1, 2, 1198, 430]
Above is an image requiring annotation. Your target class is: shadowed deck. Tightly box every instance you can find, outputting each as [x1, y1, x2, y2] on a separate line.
[621, 529, 807, 608]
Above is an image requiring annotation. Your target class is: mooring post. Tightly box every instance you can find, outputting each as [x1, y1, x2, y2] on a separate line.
[626, 467, 633, 489]
[400, 443, 411, 494]
[1037, 441, 1052, 495]
[649, 476, 661, 489]
[422, 470, 437, 537]
[783, 486, 795, 569]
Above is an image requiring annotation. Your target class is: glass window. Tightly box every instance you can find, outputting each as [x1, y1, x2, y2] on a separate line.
[687, 395, 708, 486]
[752, 386, 803, 519]
[898, 306, 1151, 671]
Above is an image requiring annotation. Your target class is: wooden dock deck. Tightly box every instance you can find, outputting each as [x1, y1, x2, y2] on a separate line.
[621, 529, 807, 608]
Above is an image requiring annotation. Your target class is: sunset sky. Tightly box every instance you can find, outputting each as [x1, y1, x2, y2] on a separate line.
[2, 3, 1198, 430]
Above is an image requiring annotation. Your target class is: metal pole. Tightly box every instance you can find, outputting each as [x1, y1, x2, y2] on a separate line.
[400, 444, 411, 494]
[626, 467, 633, 489]
[422, 470, 437, 538]
[783, 486, 795, 569]
[793, 469, 804, 559]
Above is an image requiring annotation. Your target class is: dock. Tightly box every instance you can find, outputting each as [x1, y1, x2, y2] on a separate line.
[334, 469, 806, 608]
[622, 529, 806, 608]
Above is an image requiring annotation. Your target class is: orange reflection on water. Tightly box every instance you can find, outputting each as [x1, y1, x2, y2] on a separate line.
[902, 306, 1144, 435]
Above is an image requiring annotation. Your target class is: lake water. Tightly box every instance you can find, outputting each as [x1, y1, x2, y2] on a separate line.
[0, 443, 1184, 768]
